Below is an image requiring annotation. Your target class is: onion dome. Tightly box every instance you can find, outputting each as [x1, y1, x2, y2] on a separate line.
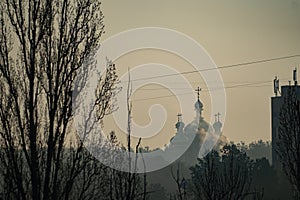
[213, 113, 222, 134]
[194, 99, 203, 111]
[175, 121, 185, 131]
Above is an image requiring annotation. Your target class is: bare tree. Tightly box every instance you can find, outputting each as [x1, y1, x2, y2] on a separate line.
[103, 70, 147, 200]
[220, 145, 253, 200]
[190, 145, 253, 200]
[190, 150, 221, 200]
[104, 133, 146, 200]
[0, 0, 121, 199]
[125, 69, 146, 200]
[171, 163, 187, 200]
[277, 87, 300, 198]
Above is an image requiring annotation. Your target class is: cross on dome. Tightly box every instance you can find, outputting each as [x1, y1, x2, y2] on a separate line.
[194, 86, 203, 112]
[177, 113, 182, 122]
[195, 86, 201, 101]
[215, 112, 221, 122]
[175, 113, 185, 133]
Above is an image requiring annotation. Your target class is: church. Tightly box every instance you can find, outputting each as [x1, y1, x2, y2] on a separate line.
[163, 86, 229, 165]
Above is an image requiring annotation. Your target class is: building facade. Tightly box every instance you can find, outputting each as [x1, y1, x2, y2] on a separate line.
[271, 69, 300, 168]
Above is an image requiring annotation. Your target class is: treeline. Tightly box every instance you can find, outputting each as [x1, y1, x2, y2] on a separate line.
[146, 142, 293, 200]
[0, 140, 294, 200]
[0, 145, 147, 200]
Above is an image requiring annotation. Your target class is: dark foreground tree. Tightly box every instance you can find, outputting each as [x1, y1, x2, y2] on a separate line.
[190, 144, 253, 200]
[105, 131, 147, 200]
[277, 88, 300, 198]
[0, 0, 123, 199]
[237, 140, 272, 162]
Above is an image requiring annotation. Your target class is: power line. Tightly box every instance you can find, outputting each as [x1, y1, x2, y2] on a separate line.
[135, 79, 289, 91]
[125, 54, 300, 82]
[131, 81, 273, 102]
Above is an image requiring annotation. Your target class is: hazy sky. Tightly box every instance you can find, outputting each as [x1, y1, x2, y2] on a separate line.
[99, 0, 300, 148]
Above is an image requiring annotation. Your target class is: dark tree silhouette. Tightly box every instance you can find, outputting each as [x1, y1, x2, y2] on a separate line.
[147, 183, 168, 200]
[243, 140, 272, 162]
[0, 0, 122, 199]
[101, 71, 147, 200]
[277, 88, 300, 198]
[190, 144, 253, 200]
[171, 163, 187, 200]
[105, 132, 146, 200]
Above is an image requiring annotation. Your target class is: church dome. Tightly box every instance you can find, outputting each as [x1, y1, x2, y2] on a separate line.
[213, 121, 222, 129]
[213, 113, 223, 134]
[194, 99, 203, 110]
[175, 121, 185, 130]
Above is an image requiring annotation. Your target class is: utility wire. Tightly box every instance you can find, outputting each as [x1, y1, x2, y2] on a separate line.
[124, 54, 300, 82]
[131, 81, 273, 102]
[115, 54, 299, 102]
[136, 80, 277, 91]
